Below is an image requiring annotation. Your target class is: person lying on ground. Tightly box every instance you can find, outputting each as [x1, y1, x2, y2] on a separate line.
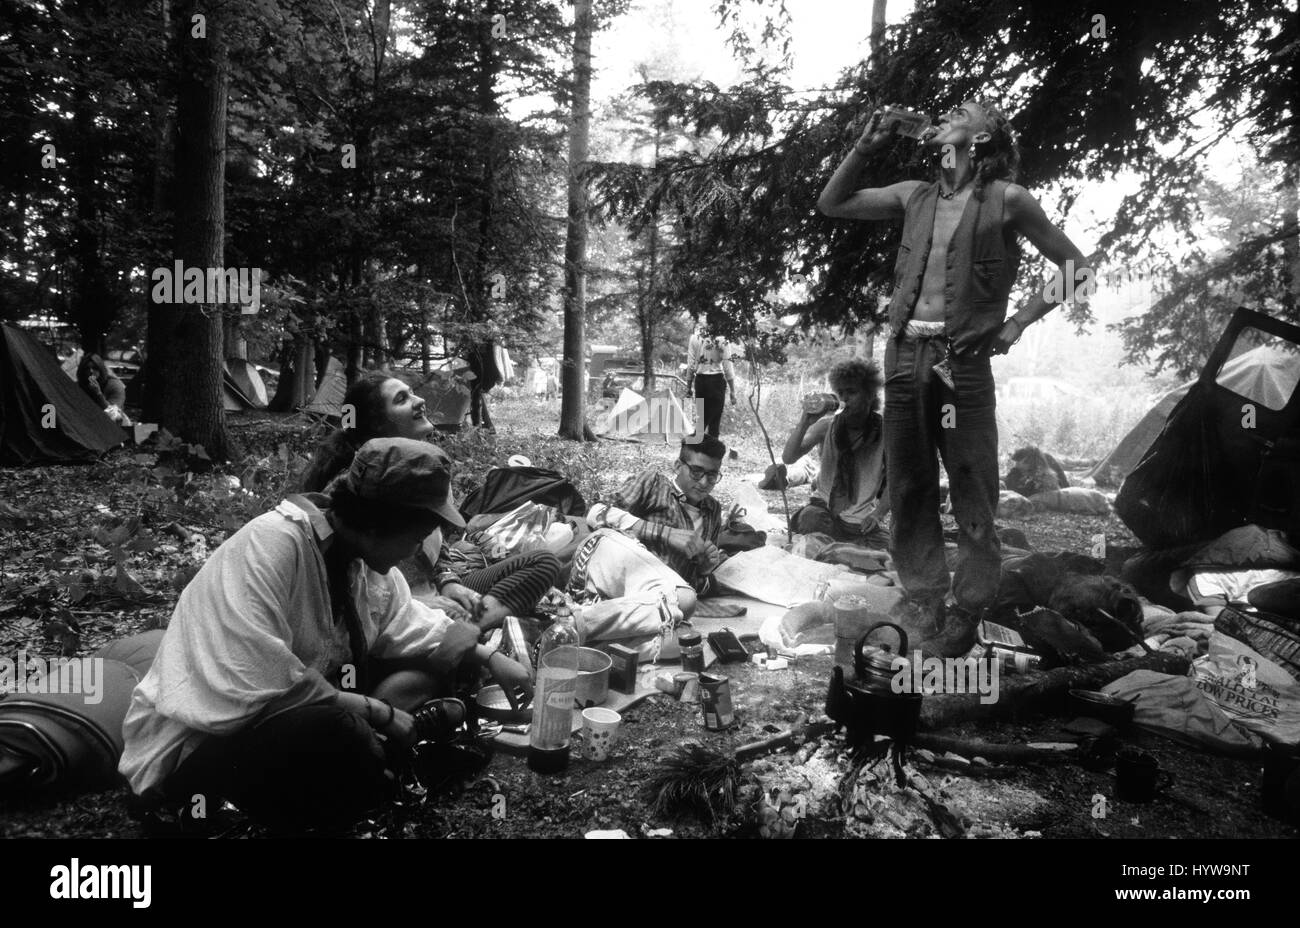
[1004, 445, 1070, 497]
[586, 434, 729, 599]
[780, 359, 890, 548]
[119, 438, 533, 834]
[818, 97, 1093, 657]
[759, 444, 820, 491]
[299, 370, 559, 630]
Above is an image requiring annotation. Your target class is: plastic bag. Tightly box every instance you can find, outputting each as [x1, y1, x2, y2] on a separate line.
[1191, 632, 1300, 745]
[474, 501, 571, 559]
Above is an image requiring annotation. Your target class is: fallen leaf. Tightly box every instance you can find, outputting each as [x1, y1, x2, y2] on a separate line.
[115, 564, 147, 598]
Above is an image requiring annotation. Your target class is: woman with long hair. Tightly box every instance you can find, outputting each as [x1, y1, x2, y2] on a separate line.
[299, 371, 560, 631]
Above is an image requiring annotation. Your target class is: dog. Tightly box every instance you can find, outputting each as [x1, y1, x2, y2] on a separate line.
[1005, 445, 1069, 498]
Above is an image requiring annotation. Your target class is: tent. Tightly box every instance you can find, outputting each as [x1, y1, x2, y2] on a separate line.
[302, 356, 346, 416]
[1115, 309, 1300, 547]
[413, 371, 473, 429]
[0, 323, 125, 465]
[1088, 344, 1300, 486]
[594, 387, 692, 443]
[225, 358, 268, 408]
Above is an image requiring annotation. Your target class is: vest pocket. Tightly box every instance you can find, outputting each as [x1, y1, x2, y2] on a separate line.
[971, 258, 1003, 302]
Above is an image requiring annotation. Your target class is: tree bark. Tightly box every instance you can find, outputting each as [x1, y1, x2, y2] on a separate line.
[142, 0, 173, 422]
[558, 0, 594, 440]
[160, 0, 229, 459]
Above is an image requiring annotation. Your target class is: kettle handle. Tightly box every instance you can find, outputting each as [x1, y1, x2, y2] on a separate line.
[854, 621, 910, 677]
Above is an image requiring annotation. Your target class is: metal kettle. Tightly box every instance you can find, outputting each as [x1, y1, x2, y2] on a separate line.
[825, 622, 922, 743]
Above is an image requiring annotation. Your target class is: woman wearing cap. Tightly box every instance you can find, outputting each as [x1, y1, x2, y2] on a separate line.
[120, 437, 533, 833]
[300, 371, 560, 631]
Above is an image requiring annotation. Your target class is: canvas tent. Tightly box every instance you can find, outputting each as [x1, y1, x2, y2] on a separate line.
[1088, 344, 1300, 486]
[226, 358, 268, 408]
[0, 323, 124, 465]
[302, 356, 346, 415]
[1115, 309, 1300, 547]
[594, 387, 693, 443]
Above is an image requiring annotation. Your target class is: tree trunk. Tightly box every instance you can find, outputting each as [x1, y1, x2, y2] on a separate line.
[640, 121, 663, 391]
[71, 88, 109, 355]
[558, 0, 594, 440]
[159, 0, 229, 459]
[142, 0, 173, 422]
[1280, 161, 1299, 317]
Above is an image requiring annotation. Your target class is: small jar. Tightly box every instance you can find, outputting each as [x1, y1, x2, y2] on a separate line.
[678, 629, 705, 674]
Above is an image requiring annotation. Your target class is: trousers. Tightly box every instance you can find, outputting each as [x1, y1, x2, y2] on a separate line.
[884, 332, 1002, 611]
[567, 528, 688, 659]
[694, 373, 727, 437]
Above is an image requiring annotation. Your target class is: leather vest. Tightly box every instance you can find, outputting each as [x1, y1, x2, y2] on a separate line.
[885, 179, 1021, 356]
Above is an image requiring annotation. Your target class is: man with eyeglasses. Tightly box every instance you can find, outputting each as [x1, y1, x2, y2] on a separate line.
[555, 436, 728, 660]
[590, 434, 729, 599]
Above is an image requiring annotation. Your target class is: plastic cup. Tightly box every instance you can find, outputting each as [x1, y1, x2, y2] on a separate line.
[580, 707, 622, 762]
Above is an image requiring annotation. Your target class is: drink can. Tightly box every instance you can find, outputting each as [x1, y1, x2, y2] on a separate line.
[699, 673, 734, 730]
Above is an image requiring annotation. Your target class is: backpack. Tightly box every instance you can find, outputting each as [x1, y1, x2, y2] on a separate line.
[459, 465, 587, 520]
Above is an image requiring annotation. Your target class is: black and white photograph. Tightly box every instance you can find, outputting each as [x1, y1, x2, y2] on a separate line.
[0, 0, 1296, 904]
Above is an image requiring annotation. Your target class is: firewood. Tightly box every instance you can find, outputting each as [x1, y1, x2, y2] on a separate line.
[918, 651, 1190, 730]
[912, 733, 1074, 765]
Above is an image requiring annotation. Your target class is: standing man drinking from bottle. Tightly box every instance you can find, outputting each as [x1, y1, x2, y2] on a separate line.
[817, 99, 1093, 655]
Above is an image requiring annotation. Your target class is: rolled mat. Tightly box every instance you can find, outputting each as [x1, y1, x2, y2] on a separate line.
[0, 630, 163, 795]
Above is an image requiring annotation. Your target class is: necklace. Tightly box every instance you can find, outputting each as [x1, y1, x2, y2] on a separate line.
[938, 178, 971, 200]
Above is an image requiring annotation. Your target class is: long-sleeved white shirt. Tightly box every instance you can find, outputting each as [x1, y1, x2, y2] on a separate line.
[118, 496, 452, 796]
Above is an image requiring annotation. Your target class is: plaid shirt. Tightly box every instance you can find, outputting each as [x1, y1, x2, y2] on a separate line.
[605, 469, 723, 591]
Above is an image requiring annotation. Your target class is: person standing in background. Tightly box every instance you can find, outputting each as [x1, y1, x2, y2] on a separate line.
[684, 321, 737, 438]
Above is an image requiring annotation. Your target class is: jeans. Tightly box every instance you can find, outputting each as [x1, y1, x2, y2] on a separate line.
[884, 334, 1001, 611]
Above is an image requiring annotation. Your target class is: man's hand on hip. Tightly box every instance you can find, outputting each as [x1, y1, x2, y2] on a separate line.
[987, 319, 1023, 356]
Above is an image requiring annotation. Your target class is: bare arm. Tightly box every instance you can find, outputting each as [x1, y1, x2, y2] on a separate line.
[782, 414, 830, 465]
[819, 171, 921, 222]
[1005, 185, 1094, 329]
[818, 111, 923, 220]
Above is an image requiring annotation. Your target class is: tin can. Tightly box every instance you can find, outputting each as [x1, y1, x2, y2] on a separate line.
[678, 630, 705, 674]
[989, 644, 1042, 674]
[699, 673, 734, 730]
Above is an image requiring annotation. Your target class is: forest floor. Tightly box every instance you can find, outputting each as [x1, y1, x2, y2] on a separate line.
[0, 392, 1293, 838]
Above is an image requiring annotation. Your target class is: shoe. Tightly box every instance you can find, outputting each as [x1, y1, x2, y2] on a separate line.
[411, 698, 467, 743]
[913, 604, 981, 659]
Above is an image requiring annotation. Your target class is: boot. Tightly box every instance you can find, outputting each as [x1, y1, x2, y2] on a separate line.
[912, 604, 982, 659]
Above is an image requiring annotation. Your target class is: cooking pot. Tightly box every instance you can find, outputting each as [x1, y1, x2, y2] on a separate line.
[825, 622, 922, 743]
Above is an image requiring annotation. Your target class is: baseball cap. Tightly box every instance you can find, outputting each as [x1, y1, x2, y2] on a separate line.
[345, 437, 466, 529]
